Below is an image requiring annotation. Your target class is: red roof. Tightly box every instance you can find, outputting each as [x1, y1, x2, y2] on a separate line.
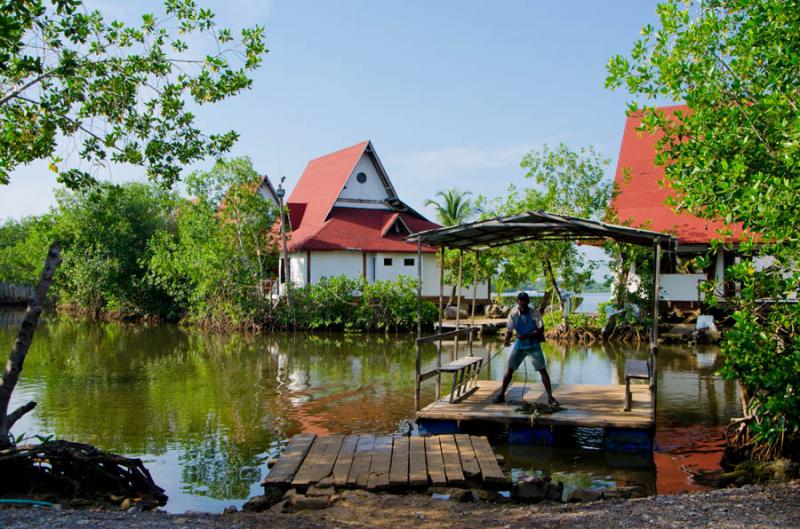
[287, 141, 369, 238]
[289, 207, 439, 252]
[285, 141, 439, 253]
[610, 105, 746, 245]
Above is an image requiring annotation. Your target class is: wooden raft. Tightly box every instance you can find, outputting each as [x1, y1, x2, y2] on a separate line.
[263, 434, 508, 491]
[417, 380, 654, 430]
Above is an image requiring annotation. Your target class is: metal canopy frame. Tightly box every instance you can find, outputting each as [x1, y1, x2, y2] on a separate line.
[409, 210, 676, 426]
[407, 210, 675, 251]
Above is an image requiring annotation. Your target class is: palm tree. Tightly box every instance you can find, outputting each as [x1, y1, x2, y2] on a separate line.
[424, 189, 474, 226]
[425, 189, 476, 311]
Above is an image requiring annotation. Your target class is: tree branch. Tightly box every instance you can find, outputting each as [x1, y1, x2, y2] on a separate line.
[6, 401, 37, 430]
[0, 243, 62, 444]
[0, 69, 58, 107]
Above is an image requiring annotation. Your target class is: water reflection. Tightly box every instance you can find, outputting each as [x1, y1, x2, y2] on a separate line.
[0, 310, 739, 511]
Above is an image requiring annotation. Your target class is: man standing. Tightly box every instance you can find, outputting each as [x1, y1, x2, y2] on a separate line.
[493, 292, 558, 406]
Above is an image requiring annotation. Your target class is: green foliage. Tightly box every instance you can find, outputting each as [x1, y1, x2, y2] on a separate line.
[603, 238, 653, 325]
[478, 144, 612, 320]
[52, 182, 178, 318]
[0, 0, 267, 187]
[608, 0, 800, 456]
[0, 215, 55, 285]
[358, 276, 438, 332]
[147, 157, 279, 328]
[424, 189, 475, 227]
[542, 310, 603, 333]
[0, 158, 279, 326]
[717, 269, 800, 454]
[276, 276, 437, 332]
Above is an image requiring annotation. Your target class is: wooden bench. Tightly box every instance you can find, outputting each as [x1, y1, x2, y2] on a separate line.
[623, 359, 650, 412]
[440, 356, 484, 403]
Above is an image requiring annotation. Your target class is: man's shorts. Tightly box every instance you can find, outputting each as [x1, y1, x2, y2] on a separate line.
[507, 340, 546, 371]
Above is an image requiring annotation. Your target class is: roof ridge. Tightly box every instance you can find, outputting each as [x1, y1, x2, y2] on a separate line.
[308, 140, 369, 163]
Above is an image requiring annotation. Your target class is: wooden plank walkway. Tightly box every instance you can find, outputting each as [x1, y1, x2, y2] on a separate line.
[416, 380, 653, 429]
[263, 434, 508, 491]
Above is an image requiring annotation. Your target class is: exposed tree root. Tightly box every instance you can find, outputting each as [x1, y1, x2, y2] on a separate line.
[0, 440, 167, 509]
[545, 324, 646, 344]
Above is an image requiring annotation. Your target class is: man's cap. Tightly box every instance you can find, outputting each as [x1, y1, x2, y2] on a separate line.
[517, 292, 530, 301]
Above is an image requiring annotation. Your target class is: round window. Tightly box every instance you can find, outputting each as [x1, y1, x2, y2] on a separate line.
[356, 172, 367, 184]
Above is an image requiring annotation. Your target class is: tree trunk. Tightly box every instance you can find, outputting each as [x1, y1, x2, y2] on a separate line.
[615, 246, 629, 309]
[0, 243, 61, 448]
[544, 258, 568, 333]
[446, 285, 456, 309]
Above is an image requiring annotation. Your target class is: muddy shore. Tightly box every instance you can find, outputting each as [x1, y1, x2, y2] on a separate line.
[1, 480, 799, 529]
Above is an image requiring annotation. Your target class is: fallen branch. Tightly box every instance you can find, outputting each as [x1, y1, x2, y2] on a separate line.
[0, 440, 167, 509]
[6, 401, 37, 430]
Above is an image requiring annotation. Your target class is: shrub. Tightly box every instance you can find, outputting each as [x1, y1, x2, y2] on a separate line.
[276, 275, 437, 332]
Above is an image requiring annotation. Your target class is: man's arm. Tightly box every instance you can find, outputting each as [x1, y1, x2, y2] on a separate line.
[504, 312, 515, 347]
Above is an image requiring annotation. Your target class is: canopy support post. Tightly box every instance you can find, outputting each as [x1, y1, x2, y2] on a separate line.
[454, 250, 464, 360]
[436, 246, 445, 399]
[415, 239, 423, 412]
[650, 239, 661, 426]
[469, 251, 479, 356]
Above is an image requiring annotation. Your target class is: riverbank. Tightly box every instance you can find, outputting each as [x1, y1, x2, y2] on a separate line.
[1, 480, 799, 529]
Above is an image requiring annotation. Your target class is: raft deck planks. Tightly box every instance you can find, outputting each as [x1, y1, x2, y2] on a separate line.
[263, 434, 316, 486]
[331, 435, 359, 487]
[388, 436, 409, 487]
[263, 433, 509, 491]
[424, 436, 447, 486]
[417, 380, 653, 430]
[408, 436, 428, 487]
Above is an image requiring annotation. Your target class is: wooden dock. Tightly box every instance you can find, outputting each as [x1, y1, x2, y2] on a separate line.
[263, 434, 509, 492]
[417, 380, 653, 430]
[437, 318, 507, 335]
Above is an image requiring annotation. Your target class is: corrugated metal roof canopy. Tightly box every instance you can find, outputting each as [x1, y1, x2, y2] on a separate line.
[407, 211, 675, 250]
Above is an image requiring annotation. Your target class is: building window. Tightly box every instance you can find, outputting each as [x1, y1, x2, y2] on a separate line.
[356, 172, 367, 184]
[383, 258, 393, 266]
[404, 258, 414, 267]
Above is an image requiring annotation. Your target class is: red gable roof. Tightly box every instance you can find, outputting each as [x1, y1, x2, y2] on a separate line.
[285, 142, 440, 253]
[287, 141, 368, 240]
[610, 105, 746, 245]
[289, 207, 439, 252]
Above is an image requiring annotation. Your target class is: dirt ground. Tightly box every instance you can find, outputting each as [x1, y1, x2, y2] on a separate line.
[1, 480, 799, 529]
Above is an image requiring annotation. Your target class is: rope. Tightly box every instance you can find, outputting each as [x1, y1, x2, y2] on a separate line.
[522, 353, 529, 402]
[0, 499, 54, 507]
[481, 343, 509, 374]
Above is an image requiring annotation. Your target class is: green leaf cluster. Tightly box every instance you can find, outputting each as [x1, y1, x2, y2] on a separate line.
[476, 144, 612, 315]
[0, 0, 267, 187]
[277, 275, 437, 332]
[608, 0, 800, 456]
[0, 157, 280, 326]
[147, 157, 280, 329]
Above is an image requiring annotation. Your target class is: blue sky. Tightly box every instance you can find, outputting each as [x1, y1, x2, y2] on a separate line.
[1, 0, 661, 229]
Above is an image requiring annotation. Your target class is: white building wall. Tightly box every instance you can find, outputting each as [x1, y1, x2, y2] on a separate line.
[291, 250, 489, 300]
[418, 253, 490, 299]
[714, 250, 726, 300]
[335, 155, 390, 209]
[421, 253, 440, 298]
[365, 253, 376, 283]
[375, 252, 418, 283]
[310, 251, 363, 283]
[288, 253, 307, 287]
[659, 273, 707, 302]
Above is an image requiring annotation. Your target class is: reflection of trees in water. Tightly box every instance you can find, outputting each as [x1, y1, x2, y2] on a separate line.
[0, 317, 436, 498]
[179, 421, 262, 500]
[0, 313, 742, 499]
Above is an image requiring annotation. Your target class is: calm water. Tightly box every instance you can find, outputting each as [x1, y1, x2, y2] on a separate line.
[0, 309, 738, 512]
